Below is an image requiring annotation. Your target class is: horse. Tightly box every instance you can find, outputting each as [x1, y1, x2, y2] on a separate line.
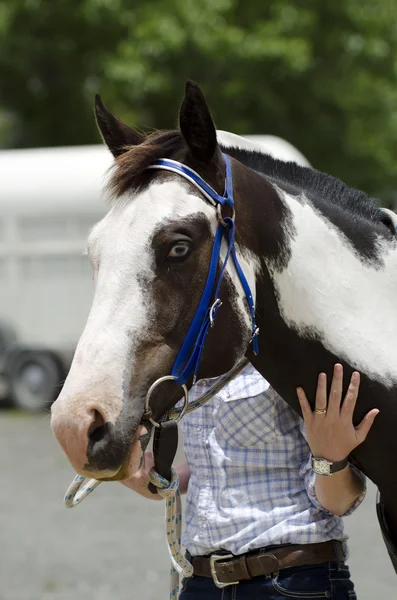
[51, 81, 397, 572]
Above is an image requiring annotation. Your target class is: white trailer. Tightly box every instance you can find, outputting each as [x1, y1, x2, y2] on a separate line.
[0, 137, 310, 410]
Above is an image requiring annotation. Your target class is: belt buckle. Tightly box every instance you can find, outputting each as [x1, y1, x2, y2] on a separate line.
[209, 553, 240, 589]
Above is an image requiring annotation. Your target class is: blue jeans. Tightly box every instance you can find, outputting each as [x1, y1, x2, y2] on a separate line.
[180, 562, 357, 599]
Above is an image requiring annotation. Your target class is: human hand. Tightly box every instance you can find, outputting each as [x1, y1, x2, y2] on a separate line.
[296, 364, 379, 462]
[121, 451, 162, 500]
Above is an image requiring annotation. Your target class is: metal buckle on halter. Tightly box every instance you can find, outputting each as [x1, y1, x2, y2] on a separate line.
[209, 554, 240, 588]
[143, 375, 189, 428]
[251, 326, 260, 341]
[216, 202, 235, 227]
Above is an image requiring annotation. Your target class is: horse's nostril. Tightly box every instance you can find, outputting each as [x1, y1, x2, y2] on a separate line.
[88, 409, 106, 442]
[86, 409, 127, 473]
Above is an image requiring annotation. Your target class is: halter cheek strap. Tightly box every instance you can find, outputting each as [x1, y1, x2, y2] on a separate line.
[147, 153, 259, 385]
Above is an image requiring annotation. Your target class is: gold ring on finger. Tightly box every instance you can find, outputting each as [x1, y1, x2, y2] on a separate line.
[314, 408, 327, 415]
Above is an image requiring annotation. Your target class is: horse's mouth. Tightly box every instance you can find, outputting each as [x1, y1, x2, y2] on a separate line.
[94, 423, 152, 482]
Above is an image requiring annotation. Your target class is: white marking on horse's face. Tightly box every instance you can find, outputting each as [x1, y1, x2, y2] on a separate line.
[51, 176, 258, 477]
[57, 180, 215, 412]
[271, 190, 397, 387]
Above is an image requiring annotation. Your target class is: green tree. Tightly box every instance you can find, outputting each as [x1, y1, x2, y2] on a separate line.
[1, 0, 397, 198]
[0, 0, 127, 147]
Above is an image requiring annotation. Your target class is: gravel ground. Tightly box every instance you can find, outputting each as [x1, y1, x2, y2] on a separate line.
[1, 411, 395, 600]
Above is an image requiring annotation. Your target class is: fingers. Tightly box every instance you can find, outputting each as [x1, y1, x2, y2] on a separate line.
[296, 386, 313, 423]
[356, 408, 380, 442]
[298, 365, 363, 424]
[144, 451, 155, 471]
[341, 371, 360, 418]
[315, 372, 327, 411]
[327, 363, 343, 417]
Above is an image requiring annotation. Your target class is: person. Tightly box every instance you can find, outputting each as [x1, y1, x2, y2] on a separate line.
[123, 363, 378, 599]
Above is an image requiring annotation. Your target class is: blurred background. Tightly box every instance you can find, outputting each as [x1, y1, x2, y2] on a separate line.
[1, 0, 397, 598]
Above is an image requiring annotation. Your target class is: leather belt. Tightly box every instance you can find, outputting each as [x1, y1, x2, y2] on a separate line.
[189, 541, 343, 588]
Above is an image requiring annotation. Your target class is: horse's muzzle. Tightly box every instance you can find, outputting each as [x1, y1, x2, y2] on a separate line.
[51, 393, 149, 480]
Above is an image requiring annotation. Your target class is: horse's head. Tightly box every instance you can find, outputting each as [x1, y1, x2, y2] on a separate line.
[51, 82, 262, 480]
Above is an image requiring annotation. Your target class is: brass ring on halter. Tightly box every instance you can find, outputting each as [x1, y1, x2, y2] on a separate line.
[143, 375, 189, 428]
[216, 203, 235, 227]
[314, 408, 327, 415]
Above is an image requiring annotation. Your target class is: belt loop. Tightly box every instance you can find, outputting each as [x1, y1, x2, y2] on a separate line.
[332, 540, 344, 567]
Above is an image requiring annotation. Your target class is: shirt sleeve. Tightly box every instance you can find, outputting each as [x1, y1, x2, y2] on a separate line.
[299, 421, 367, 517]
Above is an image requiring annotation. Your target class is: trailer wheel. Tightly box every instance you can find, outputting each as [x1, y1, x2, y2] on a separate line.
[8, 350, 64, 412]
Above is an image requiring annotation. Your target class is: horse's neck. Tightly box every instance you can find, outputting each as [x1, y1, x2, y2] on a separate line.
[253, 188, 397, 390]
[246, 186, 397, 555]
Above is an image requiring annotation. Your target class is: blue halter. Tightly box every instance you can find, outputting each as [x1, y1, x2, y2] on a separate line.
[147, 153, 259, 385]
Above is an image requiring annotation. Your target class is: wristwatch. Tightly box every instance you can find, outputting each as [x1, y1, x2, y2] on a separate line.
[311, 456, 349, 476]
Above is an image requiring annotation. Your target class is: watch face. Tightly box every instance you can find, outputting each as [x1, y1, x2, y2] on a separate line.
[313, 458, 331, 476]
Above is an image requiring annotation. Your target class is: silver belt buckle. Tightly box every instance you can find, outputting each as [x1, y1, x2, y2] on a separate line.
[209, 553, 240, 588]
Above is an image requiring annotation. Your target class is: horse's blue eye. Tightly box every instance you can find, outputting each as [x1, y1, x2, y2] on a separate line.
[167, 242, 191, 259]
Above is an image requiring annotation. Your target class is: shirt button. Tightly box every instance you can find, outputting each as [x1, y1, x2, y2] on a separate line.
[197, 426, 202, 432]
[201, 379, 207, 385]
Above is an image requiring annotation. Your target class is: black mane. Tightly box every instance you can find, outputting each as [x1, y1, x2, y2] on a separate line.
[222, 144, 387, 226]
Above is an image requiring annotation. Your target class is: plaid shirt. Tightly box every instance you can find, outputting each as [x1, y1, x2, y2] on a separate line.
[180, 363, 365, 558]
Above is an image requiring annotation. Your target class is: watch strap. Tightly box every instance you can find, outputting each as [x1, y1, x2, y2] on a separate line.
[329, 457, 349, 474]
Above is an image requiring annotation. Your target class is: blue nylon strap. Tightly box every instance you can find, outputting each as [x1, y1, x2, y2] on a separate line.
[147, 153, 259, 385]
[224, 153, 234, 203]
[231, 245, 259, 355]
[172, 219, 236, 385]
[171, 223, 224, 382]
[221, 218, 259, 355]
[212, 219, 234, 303]
[171, 218, 258, 385]
[149, 154, 234, 208]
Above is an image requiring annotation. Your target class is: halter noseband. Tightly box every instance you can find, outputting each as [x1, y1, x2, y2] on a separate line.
[146, 152, 259, 390]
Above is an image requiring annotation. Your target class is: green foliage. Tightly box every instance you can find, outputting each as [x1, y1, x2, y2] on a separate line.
[1, 0, 397, 198]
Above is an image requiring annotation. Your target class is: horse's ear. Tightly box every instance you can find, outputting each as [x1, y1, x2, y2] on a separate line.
[179, 81, 218, 163]
[94, 95, 143, 157]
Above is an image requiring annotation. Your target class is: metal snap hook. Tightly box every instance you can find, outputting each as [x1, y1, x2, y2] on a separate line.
[209, 298, 222, 327]
[143, 375, 189, 428]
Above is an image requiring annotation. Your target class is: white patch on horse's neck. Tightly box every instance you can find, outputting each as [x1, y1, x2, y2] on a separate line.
[271, 191, 397, 387]
[216, 130, 311, 167]
[217, 130, 266, 153]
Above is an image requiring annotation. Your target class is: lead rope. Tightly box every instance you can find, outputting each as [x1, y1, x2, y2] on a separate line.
[148, 467, 193, 598]
[64, 474, 101, 507]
